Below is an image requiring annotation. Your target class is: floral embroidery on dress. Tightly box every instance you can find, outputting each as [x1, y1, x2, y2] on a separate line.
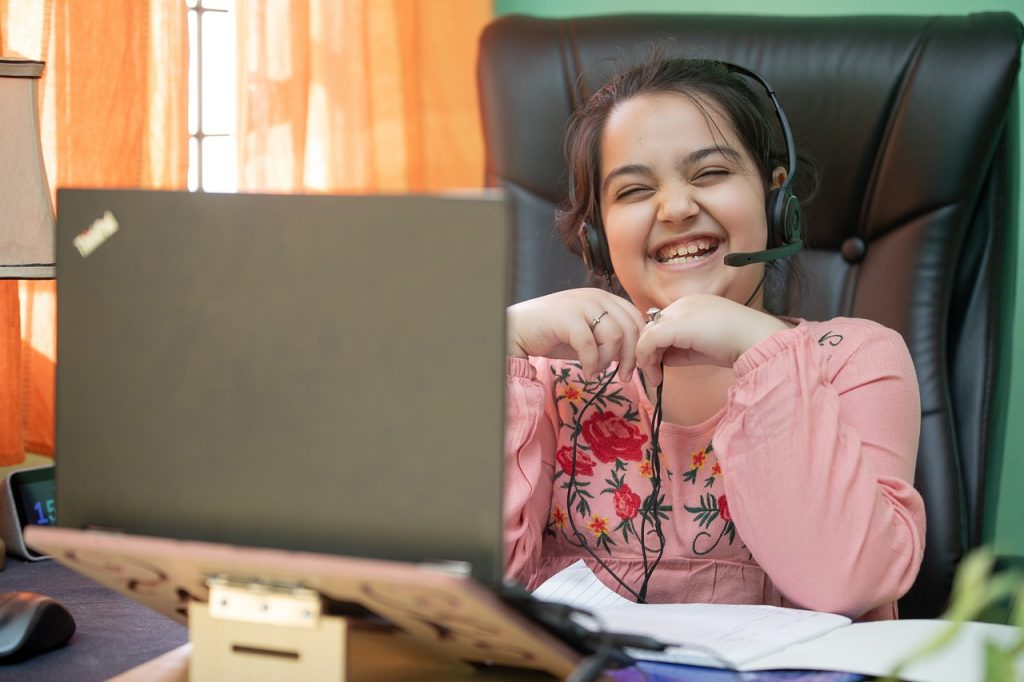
[586, 515, 614, 552]
[684, 492, 737, 555]
[580, 411, 647, 463]
[547, 365, 671, 554]
[682, 440, 715, 485]
[676, 440, 738, 553]
[543, 362, 745, 561]
[550, 505, 568, 530]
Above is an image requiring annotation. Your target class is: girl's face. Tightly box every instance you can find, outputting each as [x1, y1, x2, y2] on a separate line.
[599, 92, 778, 314]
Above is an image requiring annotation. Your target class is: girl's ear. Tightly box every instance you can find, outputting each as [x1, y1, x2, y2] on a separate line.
[771, 165, 788, 189]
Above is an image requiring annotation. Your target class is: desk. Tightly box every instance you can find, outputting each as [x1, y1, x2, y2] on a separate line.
[0, 557, 188, 681]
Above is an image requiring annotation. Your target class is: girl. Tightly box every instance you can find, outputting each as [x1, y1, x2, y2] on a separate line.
[503, 57, 925, 621]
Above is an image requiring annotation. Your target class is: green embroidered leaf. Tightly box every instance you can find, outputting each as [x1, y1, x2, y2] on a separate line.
[705, 441, 714, 454]
[704, 476, 716, 488]
[685, 494, 721, 529]
[690, 511, 714, 528]
[614, 519, 634, 543]
[682, 469, 698, 484]
[596, 533, 617, 554]
[606, 470, 624, 489]
[602, 388, 628, 407]
[614, 460, 628, 472]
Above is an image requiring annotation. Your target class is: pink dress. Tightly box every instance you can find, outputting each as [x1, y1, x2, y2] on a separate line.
[504, 317, 926, 620]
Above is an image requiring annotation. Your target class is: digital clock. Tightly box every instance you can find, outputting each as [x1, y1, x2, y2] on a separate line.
[0, 464, 55, 560]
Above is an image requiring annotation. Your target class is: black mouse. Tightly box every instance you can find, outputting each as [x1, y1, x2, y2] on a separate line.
[0, 591, 76, 664]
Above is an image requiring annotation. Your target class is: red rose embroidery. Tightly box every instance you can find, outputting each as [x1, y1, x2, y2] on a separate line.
[613, 484, 642, 520]
[555, 446, 596, 477]
[581, 411, 648, 463]
[718, 494, 731, 522]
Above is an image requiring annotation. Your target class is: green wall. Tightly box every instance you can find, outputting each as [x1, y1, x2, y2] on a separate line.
[494, 0, 1024, 558]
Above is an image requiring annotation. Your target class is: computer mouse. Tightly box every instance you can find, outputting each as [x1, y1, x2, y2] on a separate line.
[0, 591, 76, 664]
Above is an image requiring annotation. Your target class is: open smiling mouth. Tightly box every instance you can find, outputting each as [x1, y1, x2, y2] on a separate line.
[655, 238, 721, 264]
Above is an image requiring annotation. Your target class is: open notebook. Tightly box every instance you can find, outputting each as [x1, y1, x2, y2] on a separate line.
[534, 561, 1022, 682]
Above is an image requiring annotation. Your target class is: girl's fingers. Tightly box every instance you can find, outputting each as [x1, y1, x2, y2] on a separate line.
[507, 288, 652, 380]
[598, 303, 643, 381]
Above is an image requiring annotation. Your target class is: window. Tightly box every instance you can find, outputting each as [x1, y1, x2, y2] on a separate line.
[186, 0, 237, 192]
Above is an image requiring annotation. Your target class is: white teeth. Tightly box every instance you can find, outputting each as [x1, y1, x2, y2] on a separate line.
[656, 238, 719, 263]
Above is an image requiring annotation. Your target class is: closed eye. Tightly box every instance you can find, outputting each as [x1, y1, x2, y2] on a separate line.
[615, 186, 652, 200]
[694, 168, 729, 182]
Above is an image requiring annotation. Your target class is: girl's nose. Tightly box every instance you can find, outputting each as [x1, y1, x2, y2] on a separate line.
[656, 186, 699, 224]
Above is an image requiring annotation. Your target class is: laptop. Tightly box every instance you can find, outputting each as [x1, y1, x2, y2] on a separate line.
[49, 188, 512, 585]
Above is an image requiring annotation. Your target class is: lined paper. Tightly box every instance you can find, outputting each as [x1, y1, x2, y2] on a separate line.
[532, 560, 851, 667]
[532, 560, 632, 609]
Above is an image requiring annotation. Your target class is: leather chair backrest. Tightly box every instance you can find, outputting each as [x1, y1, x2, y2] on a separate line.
[478, 13, 1023, 618]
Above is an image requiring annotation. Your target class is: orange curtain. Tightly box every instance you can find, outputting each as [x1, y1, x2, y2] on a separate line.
[237, 0, 490, 193]
[0, 0, 188, 465]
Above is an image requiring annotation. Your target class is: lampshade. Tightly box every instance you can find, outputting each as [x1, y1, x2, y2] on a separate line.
[0, 58, 55, 279]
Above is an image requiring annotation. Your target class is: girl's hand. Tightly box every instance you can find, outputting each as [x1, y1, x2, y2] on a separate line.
[507, 288, 647, 381]
[635, 293, 790, 385]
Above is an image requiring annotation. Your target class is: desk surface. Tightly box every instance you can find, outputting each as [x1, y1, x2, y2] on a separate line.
[0, 556, 188, 681]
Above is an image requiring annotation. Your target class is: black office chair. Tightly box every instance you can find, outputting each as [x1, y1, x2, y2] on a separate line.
[478, 13, 1023, 618]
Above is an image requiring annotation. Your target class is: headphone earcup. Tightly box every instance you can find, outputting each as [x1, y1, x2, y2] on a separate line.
[766, 188, 802, 245]
[578, 222, 614, 278]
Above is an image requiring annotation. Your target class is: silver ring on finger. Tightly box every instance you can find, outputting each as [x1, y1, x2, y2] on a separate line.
[589, 310, 609, 331]
[646, 307, 662, 324]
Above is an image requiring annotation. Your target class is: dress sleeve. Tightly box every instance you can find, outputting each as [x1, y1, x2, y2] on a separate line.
[714, 322, 926, 618]
[503, 356, 556, 585]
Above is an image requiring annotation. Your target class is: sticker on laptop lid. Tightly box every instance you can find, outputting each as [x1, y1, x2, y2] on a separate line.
[73, 210, 120, 257]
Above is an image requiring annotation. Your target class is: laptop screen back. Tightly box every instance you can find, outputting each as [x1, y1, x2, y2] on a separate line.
[54, 189, 511, 584]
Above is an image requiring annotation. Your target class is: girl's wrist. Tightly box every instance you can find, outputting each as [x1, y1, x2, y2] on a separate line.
[741, 314, 790, 356]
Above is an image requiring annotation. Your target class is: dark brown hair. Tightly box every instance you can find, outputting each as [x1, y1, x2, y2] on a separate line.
[557, 56, 818, 313]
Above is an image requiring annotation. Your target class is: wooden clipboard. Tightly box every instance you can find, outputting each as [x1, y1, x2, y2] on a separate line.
[26, 525, 582, 680]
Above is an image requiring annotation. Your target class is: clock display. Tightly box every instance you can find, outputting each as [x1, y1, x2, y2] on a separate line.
[14, 467, 56, 527]
[1, 464, 55, 560]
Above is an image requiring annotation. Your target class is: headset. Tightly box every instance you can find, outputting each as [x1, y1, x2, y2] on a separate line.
[577, 62, 803, 277]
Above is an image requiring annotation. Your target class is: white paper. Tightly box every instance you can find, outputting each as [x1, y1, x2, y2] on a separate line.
[749, 619, 1024, 681]
[532, 560, 850, 667]
[532, 562, 1023, 681]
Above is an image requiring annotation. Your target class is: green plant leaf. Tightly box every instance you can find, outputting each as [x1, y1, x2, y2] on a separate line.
[944, 547, 996, 622]
[982, 640, 1016, 682]
[1010, 580, 1024, 630]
